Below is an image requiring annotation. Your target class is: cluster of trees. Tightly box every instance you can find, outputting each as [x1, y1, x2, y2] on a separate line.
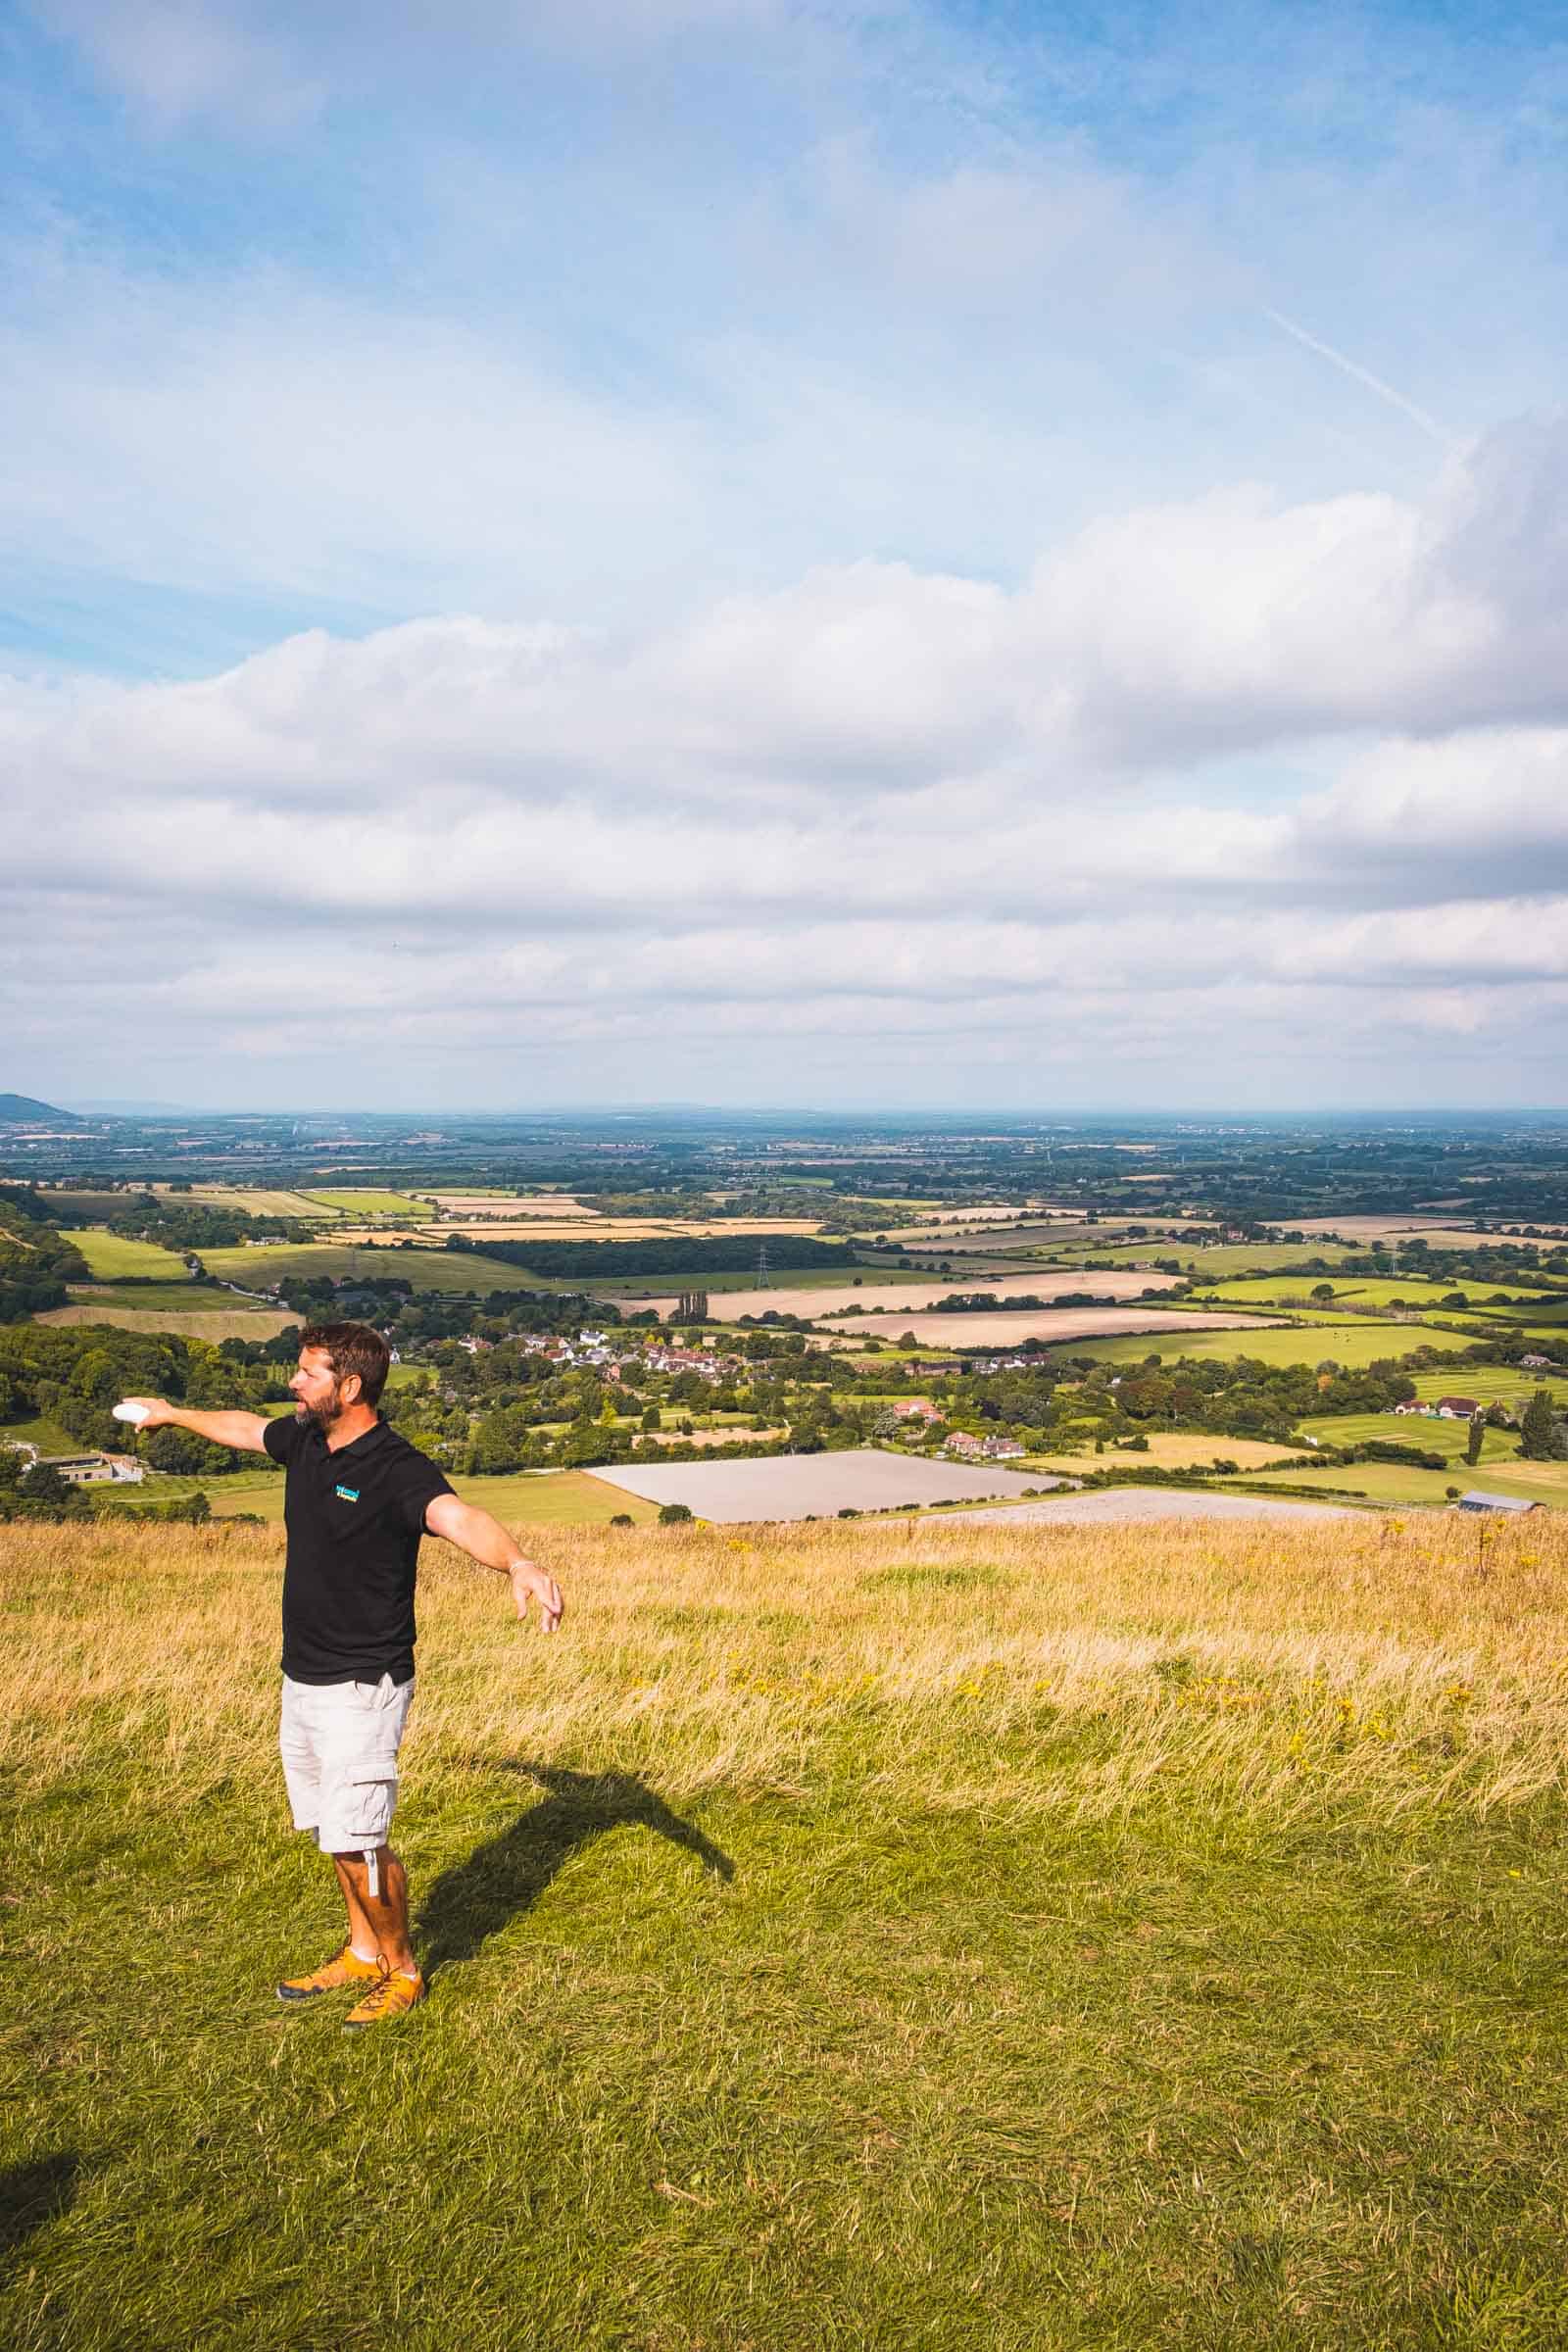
[47, 1191, 315, 1253]
[0, 1200, 88, 1321]
[0, 1323, 291, 1470]
[0, 1446, 215, 1526]
[445, 1234, 853, 1277]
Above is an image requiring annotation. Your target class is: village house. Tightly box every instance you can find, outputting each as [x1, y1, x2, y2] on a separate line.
[892, 1399, 944, 1423]
[1434, 1397, 1482, 1419]
[37, 1451, 145, 1486]
[944, 1431, 1026, 1461]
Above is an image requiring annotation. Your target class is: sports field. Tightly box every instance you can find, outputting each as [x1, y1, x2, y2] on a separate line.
[1295, 1411, 1518, 1465]
[6, 1511, 1568, 2348]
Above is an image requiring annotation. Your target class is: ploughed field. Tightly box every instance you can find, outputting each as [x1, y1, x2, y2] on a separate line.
[6, 1512, 1568, 2350]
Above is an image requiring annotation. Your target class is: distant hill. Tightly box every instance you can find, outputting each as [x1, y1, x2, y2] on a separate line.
[0, 1093, 78, 1125]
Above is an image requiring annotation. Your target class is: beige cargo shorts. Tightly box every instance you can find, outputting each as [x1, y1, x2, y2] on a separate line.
[278, 1672, 415, 1880]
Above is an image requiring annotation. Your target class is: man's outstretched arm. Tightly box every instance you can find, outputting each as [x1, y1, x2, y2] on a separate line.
[119, 1397, 274, 1451]
[423, 1493, 564, 1632]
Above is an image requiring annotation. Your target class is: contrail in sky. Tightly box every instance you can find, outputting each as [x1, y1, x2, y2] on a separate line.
[1263, 308, 1458, 448]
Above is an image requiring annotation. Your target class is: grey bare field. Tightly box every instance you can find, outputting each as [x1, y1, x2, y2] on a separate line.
[587, 1448, 1054, 1520]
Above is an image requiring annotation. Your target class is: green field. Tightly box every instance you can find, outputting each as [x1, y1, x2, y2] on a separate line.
[174, 1466, 658, 1528]
[1244, 1456, 1568, 1510]
[0, 1411, 77, 1455]
[66, 1281, 279, 1313]
[1411, 1367, 1568, 1408]
[200, 1243, 528, 1296]
[299, 1190, 436, 1218]
[8, 1512, 1568, 2348]
[1198, 1274, 1568, 1313]
[1296, 1410, 1517, 1464]
[1067, 1322, 1479, 1371]
[1040, 1242, 1359, 1279]
[176, 1188, 340, 1220]
[71, 1227, 193, 1280]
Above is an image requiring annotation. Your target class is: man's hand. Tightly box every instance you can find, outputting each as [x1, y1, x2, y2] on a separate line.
[508, 1558, 564, 1633]
[424, 1494, 565, 1629]
[119, 1396, 175, 1429]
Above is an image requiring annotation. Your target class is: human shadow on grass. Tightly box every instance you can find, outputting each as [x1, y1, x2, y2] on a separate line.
[417, 1765, 735, 1979]
[0, 2152, 80, 2273]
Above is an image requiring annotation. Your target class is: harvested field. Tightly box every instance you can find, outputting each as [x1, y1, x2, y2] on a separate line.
[831, 1307, 1278, 1348]
[620, 1270, 1186, 1321]
[588, 1449, 1053, 1520]
[420, 1194, 600, 1216]
[171, 1187, 334, 1219]
[1024, 1434, 1303, 1474]
[35, 1301, 298, 1340]
[1290, 1215, 1568, 1246]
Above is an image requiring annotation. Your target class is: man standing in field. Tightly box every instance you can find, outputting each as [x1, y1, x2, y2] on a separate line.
[122, 1320, 563, 2029]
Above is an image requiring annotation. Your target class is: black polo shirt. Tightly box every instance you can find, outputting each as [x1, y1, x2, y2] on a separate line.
[264, 1412, 454, 1685]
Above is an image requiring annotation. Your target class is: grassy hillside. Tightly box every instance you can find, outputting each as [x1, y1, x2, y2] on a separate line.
[5, 1514, 1568, 2349]
[70, 1227, 192, 1280]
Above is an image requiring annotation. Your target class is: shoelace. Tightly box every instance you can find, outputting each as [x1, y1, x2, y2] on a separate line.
[356, 1962, 417, 2016]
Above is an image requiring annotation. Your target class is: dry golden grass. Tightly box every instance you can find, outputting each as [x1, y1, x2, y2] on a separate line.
[5, 1509, 1565, 1835]
[1026, 1433, 1302, 1473]
[33, 1302, 298, 1339]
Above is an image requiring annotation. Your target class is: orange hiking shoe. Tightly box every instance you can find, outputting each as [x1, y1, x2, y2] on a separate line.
[275, 1943, 383, 2003]
[343, 1963, 426, 2032]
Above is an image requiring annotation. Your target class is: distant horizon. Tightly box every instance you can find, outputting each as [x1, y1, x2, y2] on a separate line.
[24, 1093, 1568, 1128]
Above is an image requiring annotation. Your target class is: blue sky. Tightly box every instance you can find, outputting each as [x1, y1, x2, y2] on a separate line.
[5, 0, 1568, 1110]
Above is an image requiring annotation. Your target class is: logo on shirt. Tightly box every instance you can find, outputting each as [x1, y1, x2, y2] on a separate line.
[334, 1484, 361, 1502]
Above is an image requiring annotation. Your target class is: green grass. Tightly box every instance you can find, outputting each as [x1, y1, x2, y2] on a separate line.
[1412, 1368, 1568, 1408]
[1043, 1242, 1360, 1278]
[175, 1466, 658, 1528]
[299, 1190, 436, 1218]
[67, 1281, 279, 1313]
[1296, 1411, 1516, 1463]
[1199, 1275, 1566, 1312]
[0, 1411, 76, 1455]
[200, 1243, 528, 1296]
[1067, 1322, 1479, 1371]
[70, 1227, 192, 1280]
[7, 1514, 1568, 2347]
[1244, 1456, 1568, 1509]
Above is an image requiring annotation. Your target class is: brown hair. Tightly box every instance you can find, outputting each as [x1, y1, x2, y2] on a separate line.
[298, 1321, 392, 1407]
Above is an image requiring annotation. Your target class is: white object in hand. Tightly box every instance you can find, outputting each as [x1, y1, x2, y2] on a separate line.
[112, 1400, 150, 1425]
